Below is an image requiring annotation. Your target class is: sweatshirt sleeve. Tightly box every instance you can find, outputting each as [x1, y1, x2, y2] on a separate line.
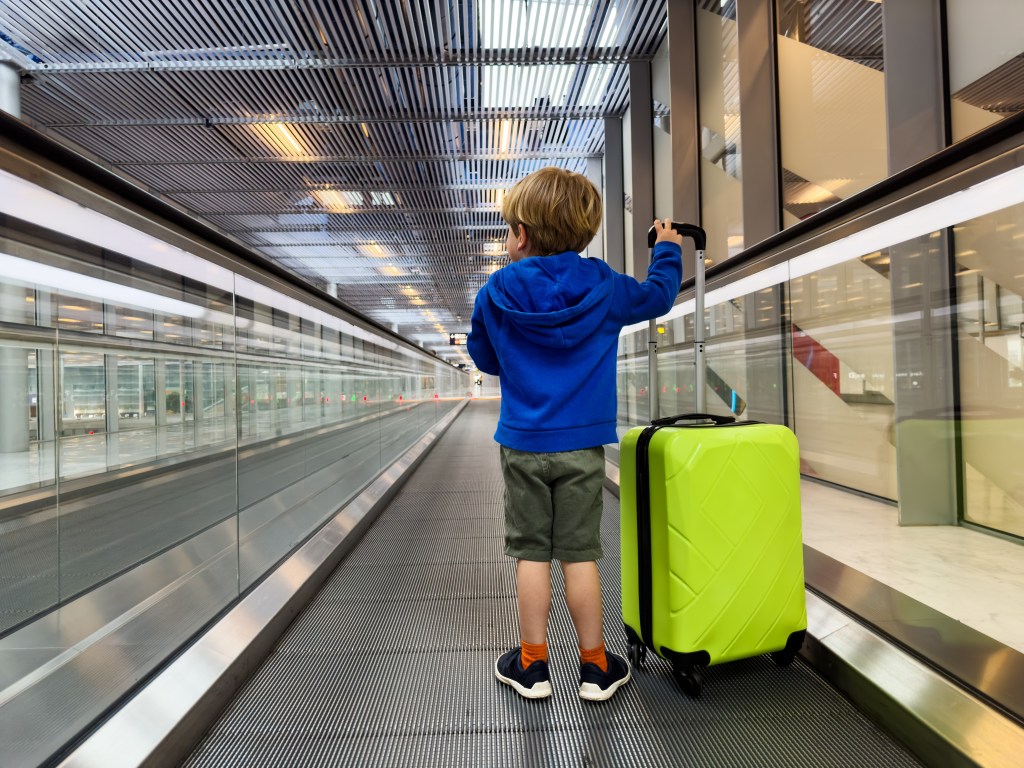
[467, 285, 500, 375]
[621, 240, 683, 324]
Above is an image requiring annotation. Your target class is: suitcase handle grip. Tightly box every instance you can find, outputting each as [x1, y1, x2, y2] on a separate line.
[647, 222, 707, 251]
[651, 412, 736, 426]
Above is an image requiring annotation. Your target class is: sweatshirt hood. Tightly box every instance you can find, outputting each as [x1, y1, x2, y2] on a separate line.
[486, 252, 613, 348]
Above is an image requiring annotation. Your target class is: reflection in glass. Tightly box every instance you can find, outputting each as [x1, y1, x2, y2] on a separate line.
[947, 0, 1024, 142]
[698, 0, 743, 261]
[955, 205, 1024, 537]
[789, 257, 897, 499]
[776, 0, 886, 226]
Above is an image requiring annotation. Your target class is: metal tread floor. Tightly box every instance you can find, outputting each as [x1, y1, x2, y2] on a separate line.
[183, 401, 924, 767]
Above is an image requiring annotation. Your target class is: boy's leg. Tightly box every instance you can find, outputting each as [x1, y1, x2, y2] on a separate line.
[517, 559, 552, 645]
[494, 558, 553, 699]
[562, 558, 632, 701]
[560, 560, 603, 650]
[495, 447, 554, 699]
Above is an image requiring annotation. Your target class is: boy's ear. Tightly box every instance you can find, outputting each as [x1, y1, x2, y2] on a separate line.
[516, 224, 529, 251]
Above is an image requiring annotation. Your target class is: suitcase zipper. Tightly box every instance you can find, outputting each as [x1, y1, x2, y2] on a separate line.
[635, 424, 661, 650]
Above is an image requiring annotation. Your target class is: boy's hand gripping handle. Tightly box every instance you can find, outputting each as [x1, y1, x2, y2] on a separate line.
[646, 223, 707, 251]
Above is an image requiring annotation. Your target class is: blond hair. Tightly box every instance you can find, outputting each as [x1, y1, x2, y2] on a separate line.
[501, 167, 602, 255]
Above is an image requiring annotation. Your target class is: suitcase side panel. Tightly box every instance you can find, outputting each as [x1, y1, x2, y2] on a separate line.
[654, 424, 807, 665]
[619, 427, 644, 638]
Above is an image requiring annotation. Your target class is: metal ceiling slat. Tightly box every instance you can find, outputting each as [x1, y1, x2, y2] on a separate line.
[11, 1, 115, 62]
[7, 0, 675, 352]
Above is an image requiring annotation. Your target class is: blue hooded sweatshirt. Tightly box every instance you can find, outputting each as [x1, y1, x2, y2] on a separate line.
[467, 241, 682, 452]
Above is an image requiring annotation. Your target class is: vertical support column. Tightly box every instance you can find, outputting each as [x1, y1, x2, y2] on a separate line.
[270, 373, 282, 435]
[103, 305, 119, 468]
[36, 292, 56, 444]
[667, 0, 701, 259]
[891, 233, 958, 525]
[629, 61, 655, 282]
[222, 363, 235, 443]
[287, 366, 301, 432]
[154, 358, 167, 455]
[883, 1, 957, 526]
[193, 360, 204, 447]
[0, 62, 28, 454]
[736, 0, 781, 245]
[883, 0, 947, 173]
[0, 306, 29, 453]
[735, 0, 788, 426]
[603, 117, 625, 273]
[104, 355, 119, 468]
[585, 157, 605, 262]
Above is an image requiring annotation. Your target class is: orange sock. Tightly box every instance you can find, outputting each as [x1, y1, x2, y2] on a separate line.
[580, 644, 608, 672]
[520, 640, 548, 668]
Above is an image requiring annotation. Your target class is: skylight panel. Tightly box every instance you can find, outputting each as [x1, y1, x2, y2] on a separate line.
[481, 64, 575, 109]
[479, 0, 594, 49]
[596, 1, 627, 47]
[577, 64, 615, 108]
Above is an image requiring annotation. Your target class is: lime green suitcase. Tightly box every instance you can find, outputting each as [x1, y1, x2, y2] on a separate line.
[620, 413, 807, 696]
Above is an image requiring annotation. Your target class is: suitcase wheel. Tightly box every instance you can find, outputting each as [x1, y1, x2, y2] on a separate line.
[770, 648, 798, 667]
[671, 665, 703, 697]
[627, 640, 647, 669]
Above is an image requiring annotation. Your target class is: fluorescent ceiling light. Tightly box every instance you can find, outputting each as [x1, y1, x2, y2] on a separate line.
[621, 163, 1024, 337]
[498, 119, 513, 153]
[265, 122, 307, 156]
[311, 189, 362, 211]
[0, 170, 233, 292]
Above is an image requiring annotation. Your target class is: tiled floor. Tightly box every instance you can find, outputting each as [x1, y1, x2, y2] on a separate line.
[802, 479, 1024, 654]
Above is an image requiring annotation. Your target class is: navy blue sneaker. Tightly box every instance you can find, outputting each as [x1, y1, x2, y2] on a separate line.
[578, 650, 632, 701]
[494, 647, 553, 699]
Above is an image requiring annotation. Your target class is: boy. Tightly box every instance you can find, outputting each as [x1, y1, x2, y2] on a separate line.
[467, 167, 683, 701]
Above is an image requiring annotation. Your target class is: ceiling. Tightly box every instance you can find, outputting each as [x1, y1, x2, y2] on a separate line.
[0, 0, 669, 365]
[3, 0, 1016, 366]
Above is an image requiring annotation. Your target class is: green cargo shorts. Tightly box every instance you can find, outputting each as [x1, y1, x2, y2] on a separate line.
[499, 445, 605, 562]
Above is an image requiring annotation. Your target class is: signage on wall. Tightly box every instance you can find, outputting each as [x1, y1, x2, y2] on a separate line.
[450, 333, 468, 345]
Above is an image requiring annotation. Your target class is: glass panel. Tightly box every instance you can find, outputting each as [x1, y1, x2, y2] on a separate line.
[0, 167, 471, 765]
[776, 0, 886, 226]
[947, 0, 1024, 142]
[955, 203, 1024, 537]
[611, 324, 651, 464]
[789, 257, 897, 499]
[0, 342, 58, 635]
[698, 0, 744, 261]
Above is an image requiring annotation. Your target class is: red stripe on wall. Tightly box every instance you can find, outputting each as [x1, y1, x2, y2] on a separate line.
[792, 324, 841, 395]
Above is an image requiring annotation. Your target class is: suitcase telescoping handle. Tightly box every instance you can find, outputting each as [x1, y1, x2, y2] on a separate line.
[646, 222, 708, 414]
[646, 222, 707, 251]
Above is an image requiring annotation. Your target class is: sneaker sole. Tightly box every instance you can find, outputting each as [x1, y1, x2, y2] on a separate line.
[578, 665, 632, 702]
[494, 661, 553, 699]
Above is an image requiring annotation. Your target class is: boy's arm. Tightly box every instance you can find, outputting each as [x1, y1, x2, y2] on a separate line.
[467, 287, 500, 375]
[621, 240, 683, 324]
